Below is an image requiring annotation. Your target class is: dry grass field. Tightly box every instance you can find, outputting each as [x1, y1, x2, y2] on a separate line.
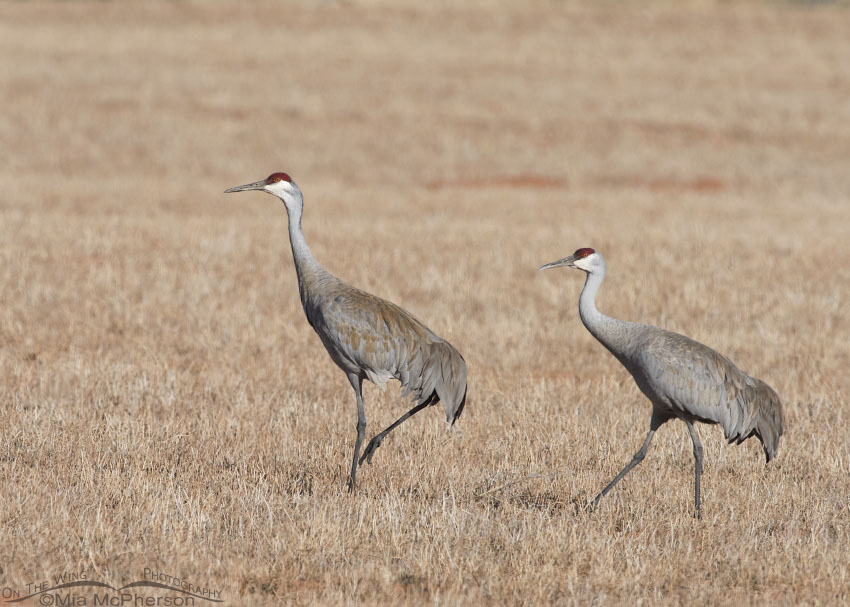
[2, 1, 850, 605]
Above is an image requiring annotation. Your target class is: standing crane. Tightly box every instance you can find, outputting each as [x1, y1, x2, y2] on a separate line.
[540, 247, 784, 518]
[225, 173, 467, 492]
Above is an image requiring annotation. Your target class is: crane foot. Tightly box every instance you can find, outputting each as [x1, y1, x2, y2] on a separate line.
[358, 436, 383, 465]
[585, 494, 603, 513]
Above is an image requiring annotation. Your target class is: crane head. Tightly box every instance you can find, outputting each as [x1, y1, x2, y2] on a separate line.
[539, 247, 600, 273]
[224, 173, 301, 205]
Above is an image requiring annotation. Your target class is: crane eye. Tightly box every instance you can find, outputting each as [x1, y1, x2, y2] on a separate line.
[266, 172, 292, 184]
[575, 247, 595, 258]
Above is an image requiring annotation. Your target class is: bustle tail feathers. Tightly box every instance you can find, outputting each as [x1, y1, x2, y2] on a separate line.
[401, 340, 467, 424]
[728, 378, 785, 463]
[752, 378, 784, 462]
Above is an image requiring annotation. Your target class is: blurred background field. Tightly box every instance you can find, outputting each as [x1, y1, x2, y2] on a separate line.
[1, 1, 849, 605]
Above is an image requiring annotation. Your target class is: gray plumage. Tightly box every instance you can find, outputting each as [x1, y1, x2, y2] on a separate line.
[540, 247, 784, 517]
[226, 173, 467, 491]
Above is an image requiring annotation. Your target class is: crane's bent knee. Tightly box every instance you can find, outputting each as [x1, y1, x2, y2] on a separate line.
[631, 450, 647, 463]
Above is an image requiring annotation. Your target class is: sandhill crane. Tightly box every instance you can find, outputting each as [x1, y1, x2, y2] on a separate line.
[540, 248, 784, 518]
[225, 173, 467, 492]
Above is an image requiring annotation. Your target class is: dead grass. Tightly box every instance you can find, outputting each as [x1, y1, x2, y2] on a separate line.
[2, 1, 849, 605]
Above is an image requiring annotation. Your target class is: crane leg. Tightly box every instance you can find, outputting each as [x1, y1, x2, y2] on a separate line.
[591, 411, 670, 510]
[359, 392, 438, 466]
[347, 373, 367, 493]
[684, 420, 703, 520]
[358, 400, 431, 466]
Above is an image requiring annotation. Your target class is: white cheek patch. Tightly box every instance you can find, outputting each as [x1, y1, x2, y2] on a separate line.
[268, 182, 290, 195]
[575, 254, 598, 271]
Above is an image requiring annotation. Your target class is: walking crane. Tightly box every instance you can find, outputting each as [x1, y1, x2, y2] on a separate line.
[540, 247, 784, 517]
[226, 173, 467, 491]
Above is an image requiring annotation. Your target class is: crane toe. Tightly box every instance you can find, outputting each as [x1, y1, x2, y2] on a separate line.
[359, 436, 384, 465]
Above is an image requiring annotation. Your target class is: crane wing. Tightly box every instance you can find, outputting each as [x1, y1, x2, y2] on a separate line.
[638, 330, 761, 442]
[306, 283, 467, 423]
[318, 288, 435, 375]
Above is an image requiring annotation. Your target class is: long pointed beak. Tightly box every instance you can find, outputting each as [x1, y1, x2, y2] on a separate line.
[224, 179, 267, 194]
[539, 254, 578, 271]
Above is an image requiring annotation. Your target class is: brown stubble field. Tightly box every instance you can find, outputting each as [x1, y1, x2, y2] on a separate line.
[2, 1, 849, 605]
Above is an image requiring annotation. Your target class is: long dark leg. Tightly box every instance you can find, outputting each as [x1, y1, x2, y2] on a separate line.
[359, 393, 437, 465]
[347, 373, 366, 493]
[684, 420, 703, 519]
[592, 411, 670, 510]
